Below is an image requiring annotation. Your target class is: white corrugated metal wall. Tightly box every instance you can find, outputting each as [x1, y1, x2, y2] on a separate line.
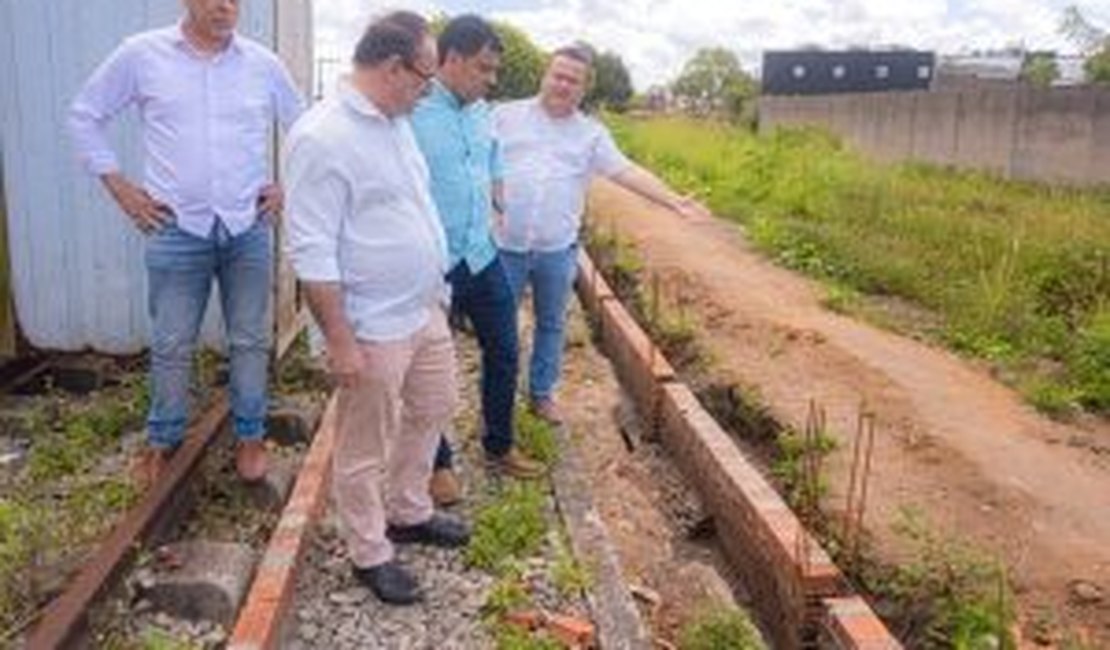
[0, 0, 276, 353]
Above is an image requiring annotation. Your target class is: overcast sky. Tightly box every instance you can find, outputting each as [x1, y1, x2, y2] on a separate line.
[313, 0, 1110, 90]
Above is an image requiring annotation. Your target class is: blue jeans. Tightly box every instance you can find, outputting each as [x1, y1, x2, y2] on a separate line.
[434, 258, 519, 468]
[144, 219, 272, 449]
[500, 244, 578, 402]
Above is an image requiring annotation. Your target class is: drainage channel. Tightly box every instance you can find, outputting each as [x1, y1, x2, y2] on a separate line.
[8, 344, 328, 649]
[576, 249, 903, 650]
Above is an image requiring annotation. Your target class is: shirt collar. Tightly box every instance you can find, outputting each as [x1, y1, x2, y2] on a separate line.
[533, 97, 581, 124]
[429, 78, 466, 110]
[339, 79, 389, 122]
[172, 19, 243, 56]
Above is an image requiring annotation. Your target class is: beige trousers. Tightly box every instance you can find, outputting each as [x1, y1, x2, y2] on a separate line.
[333, 309, 458, 568]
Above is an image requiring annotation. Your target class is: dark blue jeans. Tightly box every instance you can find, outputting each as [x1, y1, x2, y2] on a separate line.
[145, 219, 272, 449]
[435, 258, 519, 468]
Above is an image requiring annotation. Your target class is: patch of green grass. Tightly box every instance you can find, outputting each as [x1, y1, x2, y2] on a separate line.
[26, 388, 146, 483]
[551, 533, 592, 598]
[137, 628, 201, 650]
[1022, 378, 1082, 417]
[771, 427, 838, 510]
[586, 227, 705, 371]
[482, 570, 531, 619]
[822, 283, 863, 315]
[588, 226, 643, 301]
[0, 373, 148, 632]
[514, 407, 559, 467]
[860, 508, 1016, 650]
[466, 481, 548, 574]
[679, 606, 767, 650]
[1071, 307, 1110, 411]
[493, 626, 563, 650]
[607, 115, 1110, 415]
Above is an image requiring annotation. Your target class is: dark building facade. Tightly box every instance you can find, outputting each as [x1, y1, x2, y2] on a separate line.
[762, 50, 936, 95]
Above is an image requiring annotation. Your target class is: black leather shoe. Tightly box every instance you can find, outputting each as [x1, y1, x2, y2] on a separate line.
[352, 561, 421, 605]
[386, 512, 471, 548]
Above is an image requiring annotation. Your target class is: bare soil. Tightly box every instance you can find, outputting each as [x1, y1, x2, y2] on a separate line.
[586, 179, 1110, 646]
[538, 300, 757, 645]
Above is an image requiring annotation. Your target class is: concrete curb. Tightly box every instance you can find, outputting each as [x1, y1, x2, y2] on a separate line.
[228, 396, 337, 650]
[549, 422, 653, 650]
[576, 250, 900, 650]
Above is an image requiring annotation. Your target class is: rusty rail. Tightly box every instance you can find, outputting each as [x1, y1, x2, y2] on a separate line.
[25, 394, 231, 649]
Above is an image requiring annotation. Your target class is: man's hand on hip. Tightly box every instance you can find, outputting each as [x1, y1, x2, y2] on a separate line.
[101, 173, 171, 234]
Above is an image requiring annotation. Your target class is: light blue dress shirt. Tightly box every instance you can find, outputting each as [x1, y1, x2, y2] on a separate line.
[410, 80, 504, 274]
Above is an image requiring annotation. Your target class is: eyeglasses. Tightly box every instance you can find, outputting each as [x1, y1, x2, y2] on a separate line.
[404, 60, 435, 84]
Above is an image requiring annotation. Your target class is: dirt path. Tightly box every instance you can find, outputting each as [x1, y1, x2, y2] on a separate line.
[587, 180, 1110, 642]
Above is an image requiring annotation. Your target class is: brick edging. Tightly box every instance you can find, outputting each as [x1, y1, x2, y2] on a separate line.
[228, 396, 338, 650]
[575, 249, 900, 650]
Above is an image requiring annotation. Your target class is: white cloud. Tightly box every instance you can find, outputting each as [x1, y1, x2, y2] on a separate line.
[314, 0, 1110, 90]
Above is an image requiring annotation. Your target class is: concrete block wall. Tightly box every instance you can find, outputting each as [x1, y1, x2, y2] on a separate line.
[758, 86, 1110, 187]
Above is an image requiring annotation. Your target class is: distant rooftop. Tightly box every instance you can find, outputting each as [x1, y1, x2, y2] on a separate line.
[937, 53, 1088, 86]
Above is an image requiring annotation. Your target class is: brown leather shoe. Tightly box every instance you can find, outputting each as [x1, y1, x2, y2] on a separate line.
[131, 446, 171, 491]
[235, 440, 268, 483]
[529, 398, 564, 426]
[486, 446, 545, 479]
[429, 468, 462, 507]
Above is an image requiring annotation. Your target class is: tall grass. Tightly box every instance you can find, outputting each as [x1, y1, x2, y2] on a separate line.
[607, 115, 1110, 415]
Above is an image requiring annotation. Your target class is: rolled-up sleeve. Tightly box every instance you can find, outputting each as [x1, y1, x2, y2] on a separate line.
[591, 125, 633, 177]
[68, 39, 139, 176]
[283, 133, 347, 282]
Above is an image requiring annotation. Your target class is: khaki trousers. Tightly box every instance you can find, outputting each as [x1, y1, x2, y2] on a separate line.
[333, 309, 458, 568]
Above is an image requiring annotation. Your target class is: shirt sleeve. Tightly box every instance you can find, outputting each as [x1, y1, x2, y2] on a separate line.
[490, 131, 505, 182]
[282, 132, 347, 283]
[269, 57, 306, 131]
[591, 123, 633, 177]
[67, 39, 140, 176]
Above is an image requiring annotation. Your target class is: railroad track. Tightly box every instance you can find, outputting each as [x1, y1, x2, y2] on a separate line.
[25, 395, 232, 649]
[1, 347, 329, 649]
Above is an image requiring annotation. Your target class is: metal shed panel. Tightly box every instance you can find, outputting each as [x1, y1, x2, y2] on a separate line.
[0, 0, 275, 353]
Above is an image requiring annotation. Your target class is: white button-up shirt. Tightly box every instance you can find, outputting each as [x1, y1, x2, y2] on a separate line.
[283, 81, 450, 343]
[69, 23, 304, 238]
[493, 98, 632, 252]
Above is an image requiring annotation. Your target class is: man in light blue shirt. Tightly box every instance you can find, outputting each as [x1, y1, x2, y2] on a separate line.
[69, 0, 304, 486]
[411, 16, 543, 502]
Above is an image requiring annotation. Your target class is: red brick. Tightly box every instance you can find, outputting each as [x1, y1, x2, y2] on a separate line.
[504, 610, 542, 631]
[229, 397, 338, 650]
[822, 597, 902, 650]
[574, 251, 616, 316]
[547, 613, 596, 648]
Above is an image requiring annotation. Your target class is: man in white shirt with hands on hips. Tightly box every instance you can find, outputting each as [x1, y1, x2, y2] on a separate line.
[494, 44, 711, 425]
[68, 0, 304, 487]
[283, 11, 470, 606]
